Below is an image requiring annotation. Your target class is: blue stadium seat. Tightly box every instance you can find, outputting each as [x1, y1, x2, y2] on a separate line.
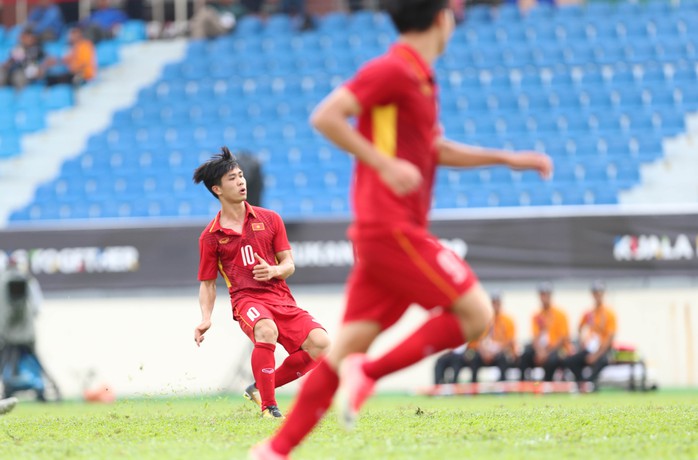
[319, 11, 349, 33]
[236, 16, 263, 35]
[42, 85, 73, 110]
[96, 41, 120, 67]
[116, 20, 147, 44]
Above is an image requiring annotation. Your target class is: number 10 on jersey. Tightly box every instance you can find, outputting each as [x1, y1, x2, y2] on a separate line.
[241, 245, 256, 266]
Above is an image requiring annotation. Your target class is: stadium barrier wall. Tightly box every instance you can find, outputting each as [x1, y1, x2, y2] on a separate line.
[32, 284, 698, 399]
[2, 206, 698, 291]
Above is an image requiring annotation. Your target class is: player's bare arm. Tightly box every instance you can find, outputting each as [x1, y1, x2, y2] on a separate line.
[195, 279, 216, 346]
[311, 87, 422, 196]
[436, 138, 553, 179]
[252, 250, 294, 282]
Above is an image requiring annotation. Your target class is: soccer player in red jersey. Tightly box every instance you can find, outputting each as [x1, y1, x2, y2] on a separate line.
[251, 0, 552, 457]
[193, 147, 330, 419]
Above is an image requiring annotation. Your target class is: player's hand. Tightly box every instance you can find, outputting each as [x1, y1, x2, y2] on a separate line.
[377, 157, 423, 196]
[194, 319, 211, 347]
[508, 151, 553, 179]
[253, 253, 278, 281]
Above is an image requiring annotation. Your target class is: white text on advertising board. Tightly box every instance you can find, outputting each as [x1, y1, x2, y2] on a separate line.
[290, 239, 468, 268]
[613, 234, 697, 261]
[0, 247, 140, 274]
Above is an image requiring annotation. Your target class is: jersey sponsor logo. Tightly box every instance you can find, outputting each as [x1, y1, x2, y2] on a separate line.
[219, 237, 230, 244]
[251, 222, 265, 231]
[261, 368, 275, 374]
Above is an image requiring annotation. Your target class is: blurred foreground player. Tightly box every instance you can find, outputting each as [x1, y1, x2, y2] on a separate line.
[192, 147, 330, 418]
[251, 0, 552, 457]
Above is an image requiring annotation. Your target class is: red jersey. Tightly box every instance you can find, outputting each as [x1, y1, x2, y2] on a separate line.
[198, 202, 296, 308]
[345, 42, 440, 229]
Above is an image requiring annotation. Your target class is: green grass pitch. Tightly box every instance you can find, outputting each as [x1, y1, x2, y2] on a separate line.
[1, 391, 696, 459]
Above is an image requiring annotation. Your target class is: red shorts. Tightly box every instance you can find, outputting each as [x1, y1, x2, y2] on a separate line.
[344, 224, 477, 329]
[233, 299, 325, 353]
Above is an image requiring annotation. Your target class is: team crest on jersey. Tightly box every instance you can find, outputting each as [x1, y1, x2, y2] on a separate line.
[219, 237, 230, 244]
[251, 222, 265, 231]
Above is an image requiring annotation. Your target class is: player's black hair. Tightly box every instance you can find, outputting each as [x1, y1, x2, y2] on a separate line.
[192, 146, 240, 200]
[384, 0, 450, 33]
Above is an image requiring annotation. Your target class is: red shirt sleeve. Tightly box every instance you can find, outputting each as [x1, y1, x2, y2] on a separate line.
[197, 232, 219, 281]
[345, 58, 407, 110]
[271, 212, 292, 254]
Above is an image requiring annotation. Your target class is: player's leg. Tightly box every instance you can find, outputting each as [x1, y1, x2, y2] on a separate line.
[273, 328, 330, 388]
[255, 320, 381, 458]
[358, 287, 490, 386]
[339, 230, 487, 428]
[300, 327, 331, 359]
[251, 318, 283, 416]
[252, 268, 387, 458]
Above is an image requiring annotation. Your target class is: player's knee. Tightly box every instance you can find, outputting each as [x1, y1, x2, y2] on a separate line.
[305, 329, 331, 359]
[468, 301, 493, 340]
[253, 319, 278, 343]
[452, 285, 493, 341]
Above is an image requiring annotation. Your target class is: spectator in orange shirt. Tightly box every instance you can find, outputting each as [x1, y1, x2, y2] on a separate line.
[44, 27, 97, 86]
[564, 280, 617, 390]
[518, 282, 571, 382]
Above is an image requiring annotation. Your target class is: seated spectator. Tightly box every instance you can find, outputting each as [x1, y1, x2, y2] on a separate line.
[518, 282, 572, 381]
[81, 0, 129, 43]
[468, 291, 517, 382]
[433, 343, 472, 384]
[564, 281, 617, 391]
[26, 0, 64, 42]
[43, 28, 97, 87]
[190, 0, 244, 39]
[0, 29, 46, 90]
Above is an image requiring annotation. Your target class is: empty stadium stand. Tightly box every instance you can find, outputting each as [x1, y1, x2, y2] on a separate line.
[5, 3, 698, 221]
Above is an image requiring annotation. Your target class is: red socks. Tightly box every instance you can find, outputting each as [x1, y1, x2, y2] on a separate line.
[270, 359, 339, 455]
[363, 312, 465, 380]
[274, 350, 317, 388]
[251, 341, 277, 409]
